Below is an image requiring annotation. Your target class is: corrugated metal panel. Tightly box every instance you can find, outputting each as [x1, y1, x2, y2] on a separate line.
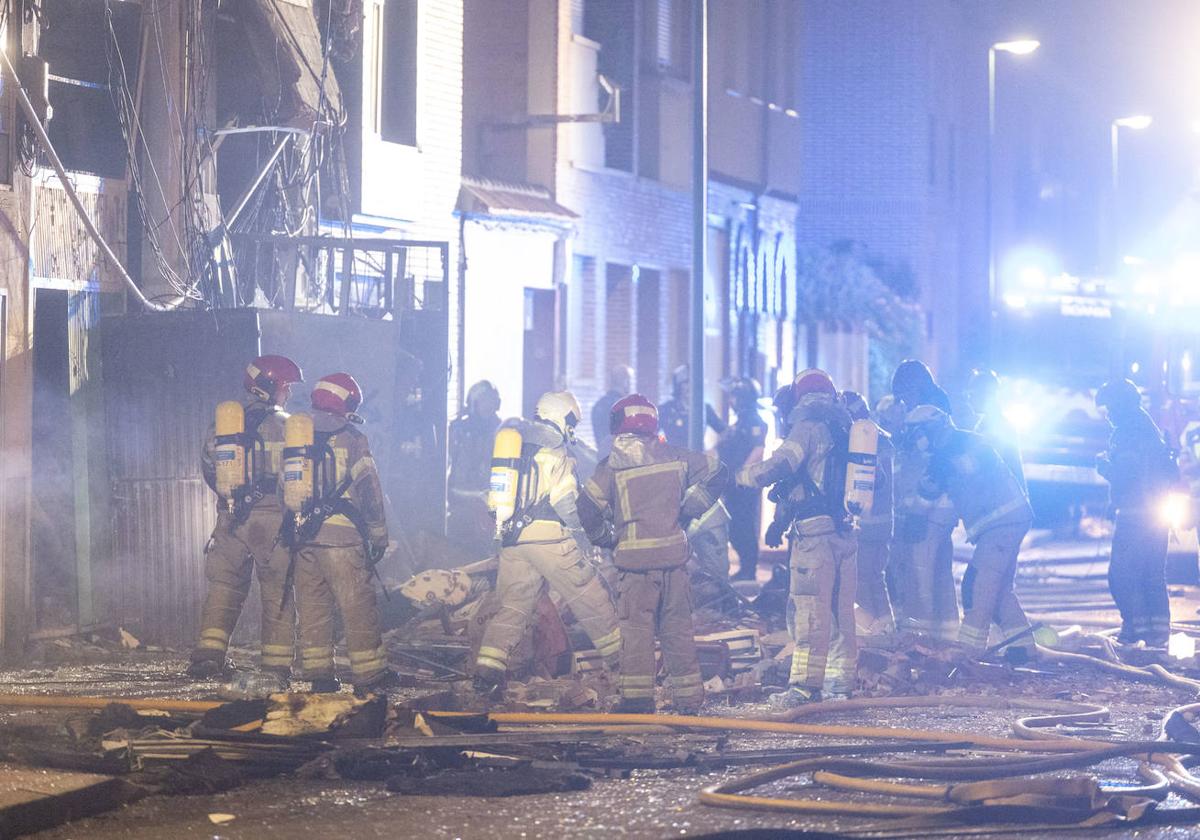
[100, 311, 260, 644]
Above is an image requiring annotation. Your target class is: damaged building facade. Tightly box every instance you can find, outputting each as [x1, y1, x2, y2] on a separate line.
[0, 0, 971, 653]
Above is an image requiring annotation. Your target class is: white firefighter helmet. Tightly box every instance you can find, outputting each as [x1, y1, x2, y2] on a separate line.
[535, 390, 583, 441]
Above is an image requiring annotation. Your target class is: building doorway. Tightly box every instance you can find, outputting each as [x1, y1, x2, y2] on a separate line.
[31, 289, 77, 631]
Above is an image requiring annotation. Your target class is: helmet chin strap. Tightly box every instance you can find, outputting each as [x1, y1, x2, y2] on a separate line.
[347, 412, 365, 425]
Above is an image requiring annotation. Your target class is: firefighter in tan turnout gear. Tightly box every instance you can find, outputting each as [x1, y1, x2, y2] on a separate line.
[283, 373, 400, 694]
[904, 405, 1034, 656]
[188, 355, 303, 685]
[737, 369, 858, 708]
[579, 394, 728, 714]
[473, 391, 621, 696]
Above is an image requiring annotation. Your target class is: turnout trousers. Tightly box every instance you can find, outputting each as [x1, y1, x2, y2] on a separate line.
[727, 487, 761, 577]
[959, 523, 1031, 651]
[855, 537, 894, 633]
[788, 517, 858, 695]
[615, 566, 703, 709]
[906, 519, 960, 641]
[1109, 510, 1170, 644]
[476, 539, 620, 676]
[191, 508, 295, 674]
[294, 542, 388, 686]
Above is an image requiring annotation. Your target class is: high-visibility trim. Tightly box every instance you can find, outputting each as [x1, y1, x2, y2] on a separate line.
[965, 497, 1030, 541]
[613, 461, 687, 537]
[262, 644, 292, 655]
[959, 623, 990, 649]
[592, 629, 621, 658]
[620, 531, 688, 551]
[196, 639, 227, 651]
[583, 479, 610, 513]
[666, 673, 704, 697]
[619, 675, 656, 687]
[349, 646, 387, 663]
[619, 687, 655, 699]
[351, 456, 376, 481]
[475, 655, 507, 673]
[775, 439, 807, 468]
[325, 513, 355, 529]
[477, 645, 509, 665]
[200, 628, 231, 642]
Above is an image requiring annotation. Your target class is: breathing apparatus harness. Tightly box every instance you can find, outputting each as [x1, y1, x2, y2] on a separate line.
[213, 402, 281, 529]
[276, 416, 389, 613]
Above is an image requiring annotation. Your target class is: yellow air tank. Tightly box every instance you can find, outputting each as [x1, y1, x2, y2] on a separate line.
[282, 413, 315, 514]
[488, 427, 523, 538]
[213, 401, 247, 512]
[844, 418, 879, 517]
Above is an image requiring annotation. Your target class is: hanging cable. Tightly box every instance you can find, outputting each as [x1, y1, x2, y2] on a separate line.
[0, 44, 183, 311]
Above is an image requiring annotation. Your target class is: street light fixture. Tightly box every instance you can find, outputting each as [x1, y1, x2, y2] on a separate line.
[993, 39, 1041, 56]
[986, 37, 1040, 357]
[1110, 114, 1152, 262]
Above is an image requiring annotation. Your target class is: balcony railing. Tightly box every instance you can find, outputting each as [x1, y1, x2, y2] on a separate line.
[227, 234, 449, 317]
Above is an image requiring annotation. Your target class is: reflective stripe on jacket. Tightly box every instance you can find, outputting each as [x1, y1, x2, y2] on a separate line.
[580, 433, 726, 571]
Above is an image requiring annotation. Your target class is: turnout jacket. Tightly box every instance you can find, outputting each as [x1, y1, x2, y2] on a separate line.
[507, 419, 588, 543]
[736, 395, 851, 523]
[202, 396, 288, 514]
[1100, 409, 1174, 514]
[919, 428, 1032, 543]
[297, 410, 389, 549]
[580, 433, 726, 571]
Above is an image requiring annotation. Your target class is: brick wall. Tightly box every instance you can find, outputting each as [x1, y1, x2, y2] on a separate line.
[796, 0, 969, 379]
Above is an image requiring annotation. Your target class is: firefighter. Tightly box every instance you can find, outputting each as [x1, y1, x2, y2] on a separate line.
[965, 369, 1027, 494]
[659, 364, 724, 448]
[591, 365, 633, 458]
[905, 406, 1034, 655]
[721, 377, 768, 580]
[1096, 379, 1177, 647]
[844, 391, 895, 636]
[474, 391, 621, 695]
[187, 355, 302, 684]
[289, 373, 400, 694]
[447, 380, 502, 556]
[579, 394, 727, 713]
[891, 361, 959, 641]
[737, 369, 857, 706]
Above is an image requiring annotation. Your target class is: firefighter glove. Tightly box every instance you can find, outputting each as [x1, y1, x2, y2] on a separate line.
[765, 518, 788, 548]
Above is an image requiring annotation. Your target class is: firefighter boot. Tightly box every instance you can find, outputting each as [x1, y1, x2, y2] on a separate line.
[769, 686, 823, 709]
[185, 655, 236, 681]
[472, 666, 506, 700]
[612, 696, 656, 714]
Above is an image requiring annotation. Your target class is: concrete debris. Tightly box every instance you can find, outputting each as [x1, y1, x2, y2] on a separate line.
[208, 813, 237, 825]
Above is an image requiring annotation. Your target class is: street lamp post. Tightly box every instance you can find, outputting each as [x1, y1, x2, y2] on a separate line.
[986, 39, 1039, 360]
[1110, 114, 1152, 262]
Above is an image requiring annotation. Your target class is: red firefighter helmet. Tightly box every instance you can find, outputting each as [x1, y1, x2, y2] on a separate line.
[610, 393, 659, 436]
[312, 373, 363, 416]
[244, 354, 303, 402]
[793, 368, 837, 400]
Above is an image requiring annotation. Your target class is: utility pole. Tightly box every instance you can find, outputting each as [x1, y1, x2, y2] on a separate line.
[688, 0, 707, 450]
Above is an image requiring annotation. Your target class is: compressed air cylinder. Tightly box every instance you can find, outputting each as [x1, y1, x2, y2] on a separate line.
[844, 418, 879, 517]
[213, 401, 247, 509]
[488, 427, 523, 538]
[282, 413, 315, 514]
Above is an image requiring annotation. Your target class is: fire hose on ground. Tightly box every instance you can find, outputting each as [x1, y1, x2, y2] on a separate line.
[6, 639, 1200, 831]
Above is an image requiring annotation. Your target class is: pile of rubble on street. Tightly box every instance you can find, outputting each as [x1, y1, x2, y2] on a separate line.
[6, 547, 1200, 838]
